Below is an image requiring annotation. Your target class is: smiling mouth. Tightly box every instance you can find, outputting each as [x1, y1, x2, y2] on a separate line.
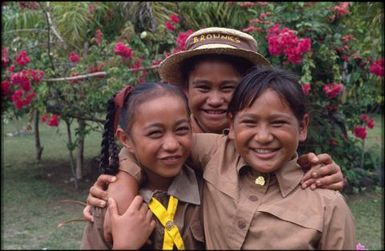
[159, 155, 183, 165]
[251, 148, 279, 159]
[202, 110, 226, 116]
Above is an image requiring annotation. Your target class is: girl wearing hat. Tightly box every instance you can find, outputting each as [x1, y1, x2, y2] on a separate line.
[84, 28, 345, 220]
[109, 67, 356, 249]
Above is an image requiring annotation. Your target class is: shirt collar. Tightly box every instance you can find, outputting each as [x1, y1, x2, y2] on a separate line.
[238, 153, 303, 198]
[139, 165, 201, 205]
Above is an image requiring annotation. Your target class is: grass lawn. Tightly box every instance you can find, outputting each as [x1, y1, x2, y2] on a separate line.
[1, 114, 384, 249]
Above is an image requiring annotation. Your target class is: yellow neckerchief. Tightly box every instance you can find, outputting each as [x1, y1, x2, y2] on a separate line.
[148, 195, 185, 250]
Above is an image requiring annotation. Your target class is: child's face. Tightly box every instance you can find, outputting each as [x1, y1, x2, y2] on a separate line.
[121, 95, 192, 180]
[186, 60, 241, 133]
[229, 88, 308, 173]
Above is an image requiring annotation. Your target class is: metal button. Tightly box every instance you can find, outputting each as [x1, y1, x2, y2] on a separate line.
[255, 176, 265, 186]
[248, 195, 258, 201]
[165, 220, 175, 230]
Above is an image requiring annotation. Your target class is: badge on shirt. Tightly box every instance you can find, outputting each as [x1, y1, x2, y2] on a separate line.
[255, 176, 265, 186]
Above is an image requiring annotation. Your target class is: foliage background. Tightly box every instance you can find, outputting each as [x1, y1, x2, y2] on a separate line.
[1, 2, 384, 191]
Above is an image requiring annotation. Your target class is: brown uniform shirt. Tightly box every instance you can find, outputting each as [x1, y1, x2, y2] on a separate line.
[80, 165, 205, 250]
[119, 133, 356, 250]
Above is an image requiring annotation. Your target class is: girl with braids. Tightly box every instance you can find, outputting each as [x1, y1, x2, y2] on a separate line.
[80, 83, 205, 249]
[91, 67, 356, 249]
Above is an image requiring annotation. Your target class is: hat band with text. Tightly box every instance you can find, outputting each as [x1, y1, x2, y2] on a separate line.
[185, 33, 257, 52]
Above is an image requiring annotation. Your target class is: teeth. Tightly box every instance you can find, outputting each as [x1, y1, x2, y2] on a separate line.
[205, 110, 225, 114]
[253, 149, 274, 153]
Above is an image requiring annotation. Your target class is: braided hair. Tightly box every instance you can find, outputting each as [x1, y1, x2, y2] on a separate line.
[99, 82, 189, 175]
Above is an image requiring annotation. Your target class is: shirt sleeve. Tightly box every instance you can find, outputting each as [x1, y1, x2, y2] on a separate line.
[118, 147, 143, 183]
[189, 133, 223, 170]
[80, 207, 111, 249]
[319, 192, 357, 250]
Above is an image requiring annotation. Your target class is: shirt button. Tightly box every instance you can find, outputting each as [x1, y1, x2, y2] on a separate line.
[248, 195, 258, 201]
[238, 220, 247, 229]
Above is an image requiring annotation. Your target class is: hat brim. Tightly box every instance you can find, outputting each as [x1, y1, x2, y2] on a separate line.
[159, 47, 271, 86]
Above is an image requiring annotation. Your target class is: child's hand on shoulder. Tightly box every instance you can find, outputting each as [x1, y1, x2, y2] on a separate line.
[109, 195, 156, 250]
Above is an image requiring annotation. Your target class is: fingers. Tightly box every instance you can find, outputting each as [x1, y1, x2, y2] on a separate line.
[95, 174, 117, 187]
[314, 153, 333, 165]
[108, 197, 118, 217]
[90, 185, 109, 201]
[87, 194, 107, 208]
[128, 195, 145, 212]
[297, 152, 319, 169]
[83, 204, 94, 222]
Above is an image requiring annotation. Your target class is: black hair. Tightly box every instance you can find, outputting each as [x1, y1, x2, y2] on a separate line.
[99, 82, 190, 175]
[228, 66, 307, 122]
[180, 54, 255, 88]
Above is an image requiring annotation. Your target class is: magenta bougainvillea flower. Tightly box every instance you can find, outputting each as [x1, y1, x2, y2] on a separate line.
[68, 52, 80, 63]
[369, 58, 384, 77]
[15, 50, 30, 66]
[353, 126, 367, 140]
[322, 82, 344, 99]
[113, 42, 133, 59]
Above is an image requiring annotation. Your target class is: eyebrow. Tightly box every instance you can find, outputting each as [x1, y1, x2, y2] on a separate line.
[143, 118, 190, 130]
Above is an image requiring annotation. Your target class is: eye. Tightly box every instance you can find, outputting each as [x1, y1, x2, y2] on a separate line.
[271, 120, 286, 127]
[240, 119, 256, 127]
[221, 85, 235, 93]
[147, 130, 163, 138]
[195, 85, 210, 93]
[176, 125, 191, 135]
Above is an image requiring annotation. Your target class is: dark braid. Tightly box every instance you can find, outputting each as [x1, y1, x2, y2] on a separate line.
[99, 94, 119, 175]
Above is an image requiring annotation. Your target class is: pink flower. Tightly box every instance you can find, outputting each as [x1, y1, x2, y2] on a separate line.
[165, 21, 175, 32]
[356, 242, 367, 250]
[239, 2, 256, 8]
[169, 14, 180, 24]
[41, 114, 50, 123]
[367, 119, 375, 129]
[15, 50, 30, 66]
[322, 82, 344, 99]
[266, 24, 311, 64]
[7, 65, 15, 72]
[353, 126, 367, 140]
[359, 114, 369, 122]
[176, 30, 194, 50]
[95, 29, 103, 45]
[31, 69, 45, 82]
[302, 83, 311, 96]
[11, 71, 31, 91]
[113, 42, 133, 59]
[48, 114, 60, 127]
[1, 80, 11, 96]
[332, 2, 350, 18]
[369, 58, 384, 77]
[68, 52, 80, 63]
[88, 3, 95, 14]
[2, 47, 9, 67]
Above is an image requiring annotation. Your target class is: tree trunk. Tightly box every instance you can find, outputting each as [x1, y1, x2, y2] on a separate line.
[33, 109, 44, 161]
[76, 119, 85, 180]
[64, 118, 79, 189]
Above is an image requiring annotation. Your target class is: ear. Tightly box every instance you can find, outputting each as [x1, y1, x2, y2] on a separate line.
[299, 114, 309, 142]
[115, 128, 135, 154]
[228, 114, 235, 140]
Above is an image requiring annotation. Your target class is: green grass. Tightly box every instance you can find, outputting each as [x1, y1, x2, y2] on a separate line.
[2, 116, 102, 249]
[1, 114, 384, 249]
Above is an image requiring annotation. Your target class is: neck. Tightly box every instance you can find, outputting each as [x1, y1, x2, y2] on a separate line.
[144, 170, 174, 191]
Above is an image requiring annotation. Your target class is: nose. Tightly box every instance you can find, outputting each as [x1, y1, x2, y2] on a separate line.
[162, 134, 179, 152]
[206, 91, 223, 107]
[254, 125, 273, 144]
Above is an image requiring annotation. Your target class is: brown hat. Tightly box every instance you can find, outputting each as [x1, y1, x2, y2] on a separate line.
[159, 27, 271, 85]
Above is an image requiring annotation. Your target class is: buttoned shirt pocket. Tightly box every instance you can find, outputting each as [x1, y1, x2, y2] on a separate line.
[189, 219, 205, 243]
